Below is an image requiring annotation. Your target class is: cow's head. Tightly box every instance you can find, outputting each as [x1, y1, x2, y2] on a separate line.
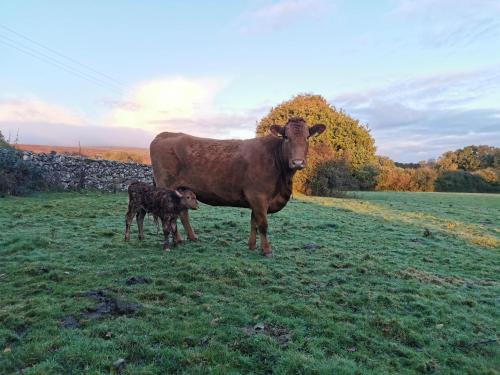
[270, 117, 326, 170]
[175, 188, 199, 210]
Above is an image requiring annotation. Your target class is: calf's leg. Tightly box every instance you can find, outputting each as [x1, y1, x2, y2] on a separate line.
[171, 219, 181, 246]
[136, 209, 146, 240]
[162, 217, 173, 251]
[179, 209, 198, 241]
[124, 205, 136, 241]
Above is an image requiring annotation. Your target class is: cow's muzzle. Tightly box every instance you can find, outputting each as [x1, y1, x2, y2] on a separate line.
[290, 159, 305, 170]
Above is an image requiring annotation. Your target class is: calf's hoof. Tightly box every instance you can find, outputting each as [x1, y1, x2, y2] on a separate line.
[248, 242, 257, 250]
[163, 246, 171, 252]
[188, 234, 199, 241]
[124, 235, 130, 242]
[138, 235, 144, 241]
[262, 252, 273, 258]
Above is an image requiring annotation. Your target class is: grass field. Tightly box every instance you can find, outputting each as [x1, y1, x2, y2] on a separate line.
[0, 191, 499, 374]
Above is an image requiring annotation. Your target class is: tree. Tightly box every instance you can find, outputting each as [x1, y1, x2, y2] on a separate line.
[256, 94, 376, 194]
[457, 146, 481, 171]
[437, 151, 459, 171]
[438, 145, 500, 172]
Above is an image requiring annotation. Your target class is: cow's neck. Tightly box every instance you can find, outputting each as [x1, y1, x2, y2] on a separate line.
[274, 139, 295, 197]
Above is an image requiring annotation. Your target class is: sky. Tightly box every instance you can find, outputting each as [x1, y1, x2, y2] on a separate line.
[0, 0, 499, 162]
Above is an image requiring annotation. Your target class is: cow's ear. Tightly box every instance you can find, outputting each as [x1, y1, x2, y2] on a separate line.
[309, 124, 326, 137]
[174, 190, 183, 198]
[270, 125, 285, 137]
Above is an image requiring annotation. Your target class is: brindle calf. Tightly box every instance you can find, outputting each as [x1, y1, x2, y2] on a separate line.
[125, 182, 199, 251]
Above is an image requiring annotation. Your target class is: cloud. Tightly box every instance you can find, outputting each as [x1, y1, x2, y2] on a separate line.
[332, 67, 500, 162]
[0, 77, 269, 147]
[106, 76, 267, 139]
[336, 66, 500, 112]
[0, 98, 84, 126]
[389, 0, 500, 48]
[240, 0, 332, 33]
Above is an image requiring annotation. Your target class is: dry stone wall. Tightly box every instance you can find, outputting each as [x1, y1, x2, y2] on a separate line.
[6, 149, 154, 192]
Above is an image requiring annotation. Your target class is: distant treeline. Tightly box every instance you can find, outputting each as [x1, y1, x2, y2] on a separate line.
[374, 145, 499, 193]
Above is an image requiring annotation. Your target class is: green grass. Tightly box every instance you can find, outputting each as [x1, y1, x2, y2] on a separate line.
[0, 191, 499, 374]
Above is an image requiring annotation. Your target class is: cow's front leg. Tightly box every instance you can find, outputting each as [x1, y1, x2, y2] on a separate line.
[255, 210, 272, 257]
[179, 209, 198, 241]
[247, 196, 272, 257]
[248, 211, 257, 250]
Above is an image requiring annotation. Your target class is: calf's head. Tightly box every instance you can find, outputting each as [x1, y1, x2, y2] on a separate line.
[175, 188, 199, 210]
[270, 117, 326, 170]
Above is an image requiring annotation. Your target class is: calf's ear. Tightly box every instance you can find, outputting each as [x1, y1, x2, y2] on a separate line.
[270, 125, 285, 137]
[309, 124, 326, 137]
[174, 190, 183, 198]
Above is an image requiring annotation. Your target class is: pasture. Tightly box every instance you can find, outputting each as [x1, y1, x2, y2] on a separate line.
[0, 191, 499, 374]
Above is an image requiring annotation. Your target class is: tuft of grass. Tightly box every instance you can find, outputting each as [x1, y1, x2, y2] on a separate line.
[0, 191, 499, 374]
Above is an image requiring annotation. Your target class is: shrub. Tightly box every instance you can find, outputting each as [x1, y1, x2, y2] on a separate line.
[353, 164, 379, 190]
[0, 130, 11, 149]
[411, 167, 438, 192]
[0, 148, 48, 196]
[375, 166, 437, 192]
[309, 158, 360, 196]
[435, 170, 500, 193]
[473, 168, 499, 184]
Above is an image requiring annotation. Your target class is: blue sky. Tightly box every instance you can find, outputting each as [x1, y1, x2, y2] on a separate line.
[1, 0, 499, 162]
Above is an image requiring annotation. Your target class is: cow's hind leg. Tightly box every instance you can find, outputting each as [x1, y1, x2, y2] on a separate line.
[137, 209, 146, 240]
[179, 209, 198, 241]
[125, 205, 136, 241]
[248, 211, 257, 250]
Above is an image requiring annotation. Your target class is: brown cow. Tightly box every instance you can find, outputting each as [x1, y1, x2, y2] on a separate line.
[125, 182, 199, 251]
[150, 117, 326, 256]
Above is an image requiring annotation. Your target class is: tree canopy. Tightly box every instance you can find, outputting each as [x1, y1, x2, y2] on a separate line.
[437, 145, 499, 171]
[256, 94, 376, 169]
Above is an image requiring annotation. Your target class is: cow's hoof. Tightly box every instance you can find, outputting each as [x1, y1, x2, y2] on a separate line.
[138, 236, 144, 241]
[248, 243, 257, 250]
[124, 236, 130, 242]
[188, 235, 199, 242]
[263, 252, 273, 258]
[164, 247, 171, 252]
